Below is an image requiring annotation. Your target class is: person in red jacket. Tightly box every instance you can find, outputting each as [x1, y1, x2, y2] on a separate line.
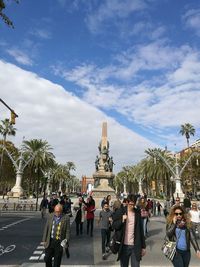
[85, 196, 96, 237]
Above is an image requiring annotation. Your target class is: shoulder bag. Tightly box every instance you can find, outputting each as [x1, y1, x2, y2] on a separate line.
[161, 229, 181, 261]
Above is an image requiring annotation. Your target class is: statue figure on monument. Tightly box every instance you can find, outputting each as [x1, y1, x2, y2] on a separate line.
[108, 156, 115, 172]
[95, 155, 99, 171]
[98, 141, 101, 153]
[92, 122, 116, 208]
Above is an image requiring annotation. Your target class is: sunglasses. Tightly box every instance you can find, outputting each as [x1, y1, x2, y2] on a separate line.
[175, 212, 182, 216]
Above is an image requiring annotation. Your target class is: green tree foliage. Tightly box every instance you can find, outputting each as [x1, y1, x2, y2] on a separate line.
[179, 123, 195, 148]
[0, 140, 18, 193]
[0, 0, 19, 28]
[0, 118, 16, 179]
[22, 139, 55, 195]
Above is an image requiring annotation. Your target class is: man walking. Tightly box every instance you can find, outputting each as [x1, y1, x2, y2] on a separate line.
[42, 204, 70, 267]
[98, 201, 112, 260]
[112, 194, 146, 267]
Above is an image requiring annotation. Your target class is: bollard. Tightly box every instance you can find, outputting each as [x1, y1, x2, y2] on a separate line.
[14, 203, 16, 211]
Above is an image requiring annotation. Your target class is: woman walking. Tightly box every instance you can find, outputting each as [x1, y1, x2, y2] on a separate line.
[138, 197, 149, 238]
[166, 205, 200, 267]
[189, 202, 200, 238]
[85, 196, 96, 237]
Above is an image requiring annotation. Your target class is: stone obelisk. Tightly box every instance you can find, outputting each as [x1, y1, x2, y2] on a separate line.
[92, 122, 115, 208]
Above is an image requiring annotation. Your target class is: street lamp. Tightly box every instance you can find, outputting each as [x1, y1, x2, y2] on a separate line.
[153, 150, 200, 200]
[138, 175, 144, 195]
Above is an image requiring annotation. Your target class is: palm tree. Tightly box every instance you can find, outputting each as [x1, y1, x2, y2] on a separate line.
[144, 148, 174, 197]
[51, 163, 69, 194]
[179, 123, 195, 148]
[22, 139, 55, 209]
[0, 118, 16, 178]
[65, 161, 76, 193]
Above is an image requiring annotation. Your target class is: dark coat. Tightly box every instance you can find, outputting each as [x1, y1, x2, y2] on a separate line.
[112, 206, 146, 262]
[166, 223, 200, 252]
[42, 213, 70, 249]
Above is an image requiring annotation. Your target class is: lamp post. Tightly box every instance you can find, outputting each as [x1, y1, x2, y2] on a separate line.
[153, 150, 200, 200]
[0, 144, 35, 197]
[138, 175, 144, 195]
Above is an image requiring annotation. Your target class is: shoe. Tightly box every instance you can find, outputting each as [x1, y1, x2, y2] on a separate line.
[105, 247, 110, 253]
[102, 254, 106, 260]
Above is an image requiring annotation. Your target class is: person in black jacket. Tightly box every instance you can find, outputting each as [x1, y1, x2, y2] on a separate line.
[112, 194, 146, 267]
[166, 205, 200, 267]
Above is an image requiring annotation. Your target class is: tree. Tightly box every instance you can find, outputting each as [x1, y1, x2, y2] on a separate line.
[144, 148, 174, 197]
[0, 0, 19, 28]
[0, 118, 16, 178]
[0, 140, 18, 192]
[179, 123, 195, 148]
[22, 139, 54, 208]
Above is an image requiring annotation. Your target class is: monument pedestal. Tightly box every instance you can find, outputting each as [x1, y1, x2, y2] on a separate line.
[92, 171, 116, 208]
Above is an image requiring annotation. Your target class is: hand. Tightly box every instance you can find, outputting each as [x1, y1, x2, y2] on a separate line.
[141, 248, 146, 257]
[122, 215, 127, 222]
[173, 216, 177, 224]
[196, 250, 200, 259]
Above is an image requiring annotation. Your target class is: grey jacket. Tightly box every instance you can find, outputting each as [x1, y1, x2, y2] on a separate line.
[42, 213, 70, 249]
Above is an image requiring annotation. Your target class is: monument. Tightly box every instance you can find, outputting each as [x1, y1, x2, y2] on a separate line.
[92, 122, 116, 207]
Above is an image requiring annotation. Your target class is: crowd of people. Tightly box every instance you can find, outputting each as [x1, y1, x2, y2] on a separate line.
[41, 192, 200, 267]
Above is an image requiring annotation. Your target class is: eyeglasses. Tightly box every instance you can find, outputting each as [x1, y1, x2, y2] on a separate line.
[175, 199, 180, 202]
[175, 212, 182, 216]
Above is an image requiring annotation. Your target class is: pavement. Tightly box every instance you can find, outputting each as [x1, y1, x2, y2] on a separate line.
[1, 196, 200, 267]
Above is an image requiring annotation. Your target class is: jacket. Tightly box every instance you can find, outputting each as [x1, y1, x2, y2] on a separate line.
[112, 206, 146, 262]
[166, 223, 200, 252]
[42, 213, 70, 249]
[85, 205, 95, 220]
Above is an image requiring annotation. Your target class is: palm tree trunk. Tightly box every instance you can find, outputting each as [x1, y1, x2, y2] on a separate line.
[187, 138, 189, 148]
[35, 168, 40, 211]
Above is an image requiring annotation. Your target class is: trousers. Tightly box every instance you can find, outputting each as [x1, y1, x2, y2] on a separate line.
[120, 245, 140, 267]
[44, 239, 63, 267]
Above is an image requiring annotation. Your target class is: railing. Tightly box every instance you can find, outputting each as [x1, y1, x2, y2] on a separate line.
[0, 201, 37, 211]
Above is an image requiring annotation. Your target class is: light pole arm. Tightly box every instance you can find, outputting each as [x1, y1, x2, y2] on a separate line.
[0, 145, 18, 169]
[153, 152, 176, 177]
[179, 151, 200, 176]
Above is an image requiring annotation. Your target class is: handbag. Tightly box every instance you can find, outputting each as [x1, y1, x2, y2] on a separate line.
[161, 239, 177, 261]
[161, 230, 181, 261]
[109, 233, 121, 254]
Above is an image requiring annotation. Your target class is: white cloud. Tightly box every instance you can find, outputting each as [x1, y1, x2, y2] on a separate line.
[86, 0, 147, 33]
[182, 8, 200, 36]
[30, 29, 52, 39]
[53, 41, 200, 148]
[6, 48, 33, 66]
[0, 60, 156, 178]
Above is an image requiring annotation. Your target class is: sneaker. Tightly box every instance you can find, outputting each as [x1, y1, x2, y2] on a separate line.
[102, 254, 106, 260]
[105, 247, 110, 253]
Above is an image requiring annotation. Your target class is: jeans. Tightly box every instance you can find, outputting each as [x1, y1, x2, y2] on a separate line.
[172, 249, 191, 267]
[76, 221, 83, 235]
[142, 218, 148, 237]
[101, 229, 111, 254]
[87, 219, 94, 236]
[120, 245, 140, 267]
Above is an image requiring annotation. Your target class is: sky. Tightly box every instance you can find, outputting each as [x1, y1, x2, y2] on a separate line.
[0, 0, 200, 178]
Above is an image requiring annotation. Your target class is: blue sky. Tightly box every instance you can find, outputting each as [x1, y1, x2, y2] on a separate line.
[0, 0, 200, 177]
